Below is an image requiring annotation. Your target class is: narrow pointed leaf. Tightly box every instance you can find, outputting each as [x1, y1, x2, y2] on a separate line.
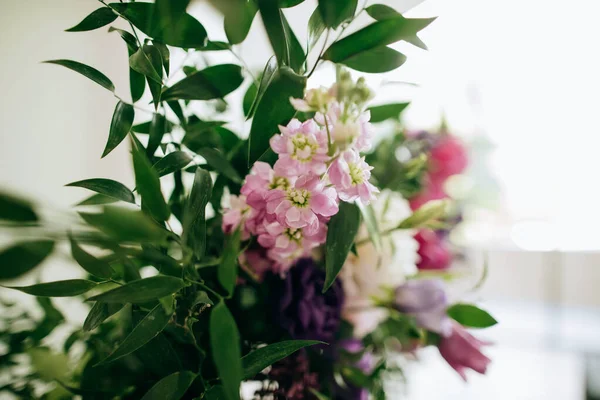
[257, 0, 288, 66]
[246, 56, 277, 119]
[154, 42, 170, 75]
[79, 207, 167, 243]
[397, 199, 447, 229]
[196, 148, 242, 183]
[281, 13, 305, 73]
[44, 60, 114, 92]
[366, 4, 428, 49]
[5, 280, 97, 297]
[0, 192, 38, 222]
[218, 228, 241, 297]
[248, 67, 306, 163]
[147, 113, 167, 157]
[318, 0, 357, 28]
[130, 46, 163, 84]
[66, 7, 117, 32]
[0, 241, 55, 280]
[367, 103, 410, 123]
[183, 168, 212, 260]
[87, 276, 186, 303]
[243, 81, 258, 117]
[132, 139, 170, 221]
[75, 193, 119, 207]
[308, 7, 326, 50]
[66, 178, 135, 203]
[224, 1, 257, 44]
[102, 101, 135, 157]
[210, 303, 242, 400]
[141, 371, 196, 400]
[356, 202, 382, 252]
[324, 201, 360, 292]
[83, 302, 124, 331]
[153, 151, 193, 177]
[98, 303, 172, 365]
[69, 235, 113, 279]
[447, 304, 498, 328]
[242, 340, 324, 380]
[341, 46, 406, 73]
[161, 64, 243, 102]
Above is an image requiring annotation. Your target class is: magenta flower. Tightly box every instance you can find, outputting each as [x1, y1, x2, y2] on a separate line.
[415, 230, 452, 270]
[265, 174, 338, 235]
[270, 119, 329, 178]
[429, 135, 468, 182]
[439, 322, 492, 381]
[329, 149, 379, 205]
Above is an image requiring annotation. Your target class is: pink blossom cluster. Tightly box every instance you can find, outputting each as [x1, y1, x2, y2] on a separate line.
[222, 88, 379, 275]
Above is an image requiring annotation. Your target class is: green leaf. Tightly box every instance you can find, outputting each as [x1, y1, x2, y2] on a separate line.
[154, 42, 170, 75]
[209, 302, 242, 400]
[153, 151, 193, 177]
[109, 27, 146, 102]
[0, 191, 38, 222]
[132, 139, 170, 222]
[224, 1, 257, 45]
[324, 201, 360, 292]
[66, 178, 135, 203]
[196, 148, 242, 183]
[75, 193, 119, 207]
[356, 202, 382, 252]
[204, 386, 225, 400]
[203, 41, 231, 51]
[80, 206, 167, 243]
[218, 229, 241, 297]
[133, 119, 175, 134]
[280, 0, 305, 6]
[161, 64, 243, 102]
[242, 81, 258, 117]
[257, 0, 288, 66]
[318, 0, 357, 29]
[130, 45, 163, 84]
[365, 4, 428, 50]
[5, 280, 97, 297]
[246, 56, 277, 119]
[322, 16, 435, 63]
[367, 102, 410, 123]
[147, 113, 167, 157]
[141, 371, 196, 400]
[183, 168, 212, 260]
[397, 200, 447, 229]
[69, 235, 113, 279]
[308, 7, 326, 50]
[87, 276, 186, 303]
[248, 67, 306, 163]
[110, 2, 208, 48]
[281, 14, 306, 73]
[44, 59, 114, 92]
[98, 303, 173, 365]
[83, 302, 124, 331]
[447, 303, 498, 328]
[310, 389, 331, 400]
[242, 340, 324, 380]
[66, 7, 117, 32]
[0, 241, 54, 281]
[341, 46, 406, 73]
[102, 101, 135, 158]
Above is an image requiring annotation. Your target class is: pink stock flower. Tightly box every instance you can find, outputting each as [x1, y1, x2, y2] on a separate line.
[222, 195, 254, 239]
[415, 230, 452, 270]
[241, 161, 294, 211]
[439, 322, 492, 381]
[409, 178, 447, 211]
[265, 174, 338, 235]
[258, 220, 326, 256]
[429, 135, 468, 182]
[329, 149, 379, 205]
[270, 119, 329, 178]
[239, 249, 272, 281]
[315, 102, 373, 152]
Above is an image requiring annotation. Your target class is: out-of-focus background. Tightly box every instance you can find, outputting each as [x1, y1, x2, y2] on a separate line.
[1, 0, 600, 399]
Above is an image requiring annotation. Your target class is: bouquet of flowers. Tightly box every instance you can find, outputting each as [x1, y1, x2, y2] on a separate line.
[0, 1, 497, 399]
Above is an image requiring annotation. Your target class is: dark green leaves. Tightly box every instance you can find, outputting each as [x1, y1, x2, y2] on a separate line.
[109, 27, 146, 102]
[161, 64, 243, 102]
[141, 371, 196, 400]
[224, 1, 257, 45]
[103, 101, 135, 158]
[447, 304, 498, 328]
[44, 60, 114, 92]
[147, 113, 167, 157]
[324, 201, 360, 292]
[322, 16, 435, 64]
[5, 280, 97, 297]
[218, 229, 241, 297]
[0, 192, 38, 222]
[246, 56, 277, 119]
[87, 276, 186, 303]
[153, 151, 193, 177]
[132, 139, 170, 221]
[66, 178, 135, 203]
[242, 340, 324, 380]
[130, 45, 163, 84]
[110, 2, 208, 48]
[83, 302, 124, 332]
[318, 0, 357, 28]
[183, 168, 212, 260]
[341, 46, 406, 73]
[365, 4, 400, 20]
[196, 148, 242, 183]
[0, 241, 55, 281]
[98, 303, 172, 365]
[80, 207, 167, 243]
[210, 303, 242, 400]
[367, 103, 410, 123]
[308, 7, 326, 50]
[69, 236, 113, 279]
[66, 7, 117, 32]
[248, 67, 306, 163]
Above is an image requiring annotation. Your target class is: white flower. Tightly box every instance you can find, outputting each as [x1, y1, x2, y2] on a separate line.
[332, 119, 361, 145]
[339, 190, 419, 337]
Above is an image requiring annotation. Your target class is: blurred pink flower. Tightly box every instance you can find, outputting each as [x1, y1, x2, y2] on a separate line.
[409, 178, 447, 211]
[414, 230, 451, 270]
[329, 149, 379, 205]
[315, 102, 373, 152]
[222, 195, 253, 239]
[270, 119, 329, 178]
[239, 249, 272, 281]
[439, 322, 492, 381]
[429, 135, 468, 182]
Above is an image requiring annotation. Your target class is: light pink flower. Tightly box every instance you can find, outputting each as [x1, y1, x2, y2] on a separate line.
[329, 149, 379, 205]
[270, 119, 329, 178]
[265, 174, 338, 235]
[315, 103, 373, 152]
[222, 195, 253, 240]
[241, 161, 294, 212]
[258, 220, 326, 253]
[238, 249, 272, 281]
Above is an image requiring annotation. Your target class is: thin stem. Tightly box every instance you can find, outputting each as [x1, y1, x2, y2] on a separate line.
[307, 29, 331, 78]
[187, 279, 222, 300]
[229, 47, 258, 83]
[165, 50, 194, 86]
[114, 94, 155, 115]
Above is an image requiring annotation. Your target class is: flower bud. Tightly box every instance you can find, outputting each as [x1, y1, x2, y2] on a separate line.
[332, 118, 361, 146]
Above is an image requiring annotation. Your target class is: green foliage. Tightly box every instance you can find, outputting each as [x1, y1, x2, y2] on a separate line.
[66, 7, 117, 32]
[44, 59, 115, 92]
[141, 371, 197, 400]
[368, 102, 410, 123]
[0, 191, 38, 222]
[210, 302, 242, 400]
[132, 138, 171, 221]
[87, 276, 186, 303]
[80, 207, 167, 243]
[447, 304, 498, 328]
[69, 235, 113, 278]
[5, 279, 98, 297]
[318, 0, 357, 28]
[153, 151, 193, 177]
[66, 177, 135, 203]
[183, 168, 213, 260]
[241, 340, 325, 379]
[0, 240, 54, 280]
[83, 302, 124, 332]
[104, 101, 135, 157]
[218, 228, 241, 297]
[161, 64, 244, 101]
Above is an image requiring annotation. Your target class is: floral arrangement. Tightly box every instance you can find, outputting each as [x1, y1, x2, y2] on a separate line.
[0, 1, 497, 399]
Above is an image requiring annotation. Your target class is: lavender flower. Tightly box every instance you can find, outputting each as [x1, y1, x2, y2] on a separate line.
[334, 339, 375, 400]
[394, 279, 452, 336]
